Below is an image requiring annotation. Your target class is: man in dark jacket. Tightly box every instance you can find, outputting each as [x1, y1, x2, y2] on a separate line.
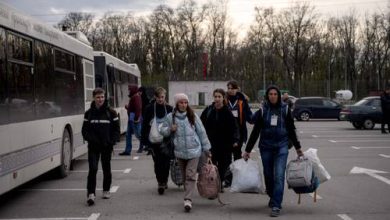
[243, 85, 303, 217]
[381, 84, 390, 134]
[120, 84, 142, 155]
[82, 88, 120, 206]
[141, 87, 173, 195]
[226, 80, 253, 161]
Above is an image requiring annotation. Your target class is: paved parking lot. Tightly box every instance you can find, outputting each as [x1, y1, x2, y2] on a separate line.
[0, 120, 389, 220]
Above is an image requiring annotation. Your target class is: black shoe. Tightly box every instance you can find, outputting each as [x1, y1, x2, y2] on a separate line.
[146, 150, 152, 156]
[119, 152, 130, 156]
[87, 194, 95, 206]
[382, 130, 388, 134]
[270, 207, 281, 217]
[158, 184, 165, 195]
[136, 149, 143, 153]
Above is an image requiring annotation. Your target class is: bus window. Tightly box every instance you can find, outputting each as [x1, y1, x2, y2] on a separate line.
[0, 28, 7, 125]
[35, 41, 58, 119]
[54, 49, 75, 73]
[7, 33, 32, 63]
[7, 63, 34, 123]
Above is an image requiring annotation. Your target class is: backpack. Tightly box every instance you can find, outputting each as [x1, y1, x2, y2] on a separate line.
[197, 158, 226, 205]
[170, 158, 183, 187]
[286, 157, 313, 188]
[286, 157, 319, 204]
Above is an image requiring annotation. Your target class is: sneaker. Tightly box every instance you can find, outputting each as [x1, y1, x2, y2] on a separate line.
[87, 194, 95, 206]
[119, 152, 130, 156]
[184, 199, 192, 212]
[270, 207, 281, 217]
[102, 191, 111, 199]
[158, 184, 165, 195]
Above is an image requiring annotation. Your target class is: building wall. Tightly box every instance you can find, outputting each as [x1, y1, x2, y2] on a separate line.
[168, 81, 228, 106]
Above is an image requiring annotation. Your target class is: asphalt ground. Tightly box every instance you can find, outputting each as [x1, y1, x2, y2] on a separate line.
[0, 120, 389, 220]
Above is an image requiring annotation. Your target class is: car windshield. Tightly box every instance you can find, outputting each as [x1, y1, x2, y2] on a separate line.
[354, 99, 369, 106]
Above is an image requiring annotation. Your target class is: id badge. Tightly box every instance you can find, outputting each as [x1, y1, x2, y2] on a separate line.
[232, 110, 238, 117]
[271, 114, 278, 126]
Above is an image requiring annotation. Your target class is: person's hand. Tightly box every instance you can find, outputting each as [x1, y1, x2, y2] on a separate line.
[296, 149, 304, 157]
[171, 124, 177, 132]
[233, 143, 239, 148]
[242, 151, 250, 161]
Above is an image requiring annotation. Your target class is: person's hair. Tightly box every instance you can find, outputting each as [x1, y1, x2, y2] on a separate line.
[227, 80, 239, 89]
[175, 103, 196, 126]
[93, 88, 105, 97]
[154, 87, 166, 97]
[213, 88, 227, 105]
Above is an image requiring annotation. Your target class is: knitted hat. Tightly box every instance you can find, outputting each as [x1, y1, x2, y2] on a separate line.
[174, 93, 189, 105]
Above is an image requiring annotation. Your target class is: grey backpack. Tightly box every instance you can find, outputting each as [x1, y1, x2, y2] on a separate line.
[286, 157, 313, 188]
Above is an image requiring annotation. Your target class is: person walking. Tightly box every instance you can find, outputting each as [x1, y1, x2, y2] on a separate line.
[200, 88, 239, 192]
[381, 84, 390, 134]
[141, 87, 173, 195]
[120, 84, 142, 156]
[242, 85, 303, 217]
[226, 80, 253, 161]
[137, 86, 150, 153]
[82, 88, 120, 206]
[160, 93, 211, 212]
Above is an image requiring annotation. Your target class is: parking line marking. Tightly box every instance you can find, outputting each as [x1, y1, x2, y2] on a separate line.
[133, 156, 139, 160]
[379, 154, 390, 158]
[309, 193, 322, 199]
[71, 169, 131, 173]
[332, 140, 389, 143]
[109, 186, 119, 193]
[337, 214, 353, 220]
[124, 168, 132, 173]
[351, 146, 390, 149]
[312, 135, 318, 138]
[329, 140, 337, 143]
[20, 186, 119, 192]
[0, 213, 100, 220]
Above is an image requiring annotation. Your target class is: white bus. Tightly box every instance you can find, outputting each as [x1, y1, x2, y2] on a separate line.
[93, 51, 141, 133]
[0, 3, 96, 194]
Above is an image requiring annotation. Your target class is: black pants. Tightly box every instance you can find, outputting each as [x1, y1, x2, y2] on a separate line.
[211, 154, 231, 186]
[232, 143, 243, 161]
[381, 114, 390, 132]
[151, 144, 171, 185]
[87, 148, 112, 195]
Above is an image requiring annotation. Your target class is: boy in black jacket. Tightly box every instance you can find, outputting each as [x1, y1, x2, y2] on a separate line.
[82, 88, 120, 206]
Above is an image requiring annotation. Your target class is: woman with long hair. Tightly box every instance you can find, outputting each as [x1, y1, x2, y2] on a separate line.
[160, 93, 211, 212]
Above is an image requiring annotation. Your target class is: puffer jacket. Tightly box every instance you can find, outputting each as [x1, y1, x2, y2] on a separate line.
[160, 111, 211, 159]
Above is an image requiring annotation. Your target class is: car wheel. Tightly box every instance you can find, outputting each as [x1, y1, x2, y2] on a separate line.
[299, 111, 310, 121]
[352, 122, 363, 129]
[362, 118, 375, 130]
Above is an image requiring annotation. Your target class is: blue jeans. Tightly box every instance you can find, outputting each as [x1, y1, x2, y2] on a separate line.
[124, 121, 142, 154]
[260, 145, 289, 209]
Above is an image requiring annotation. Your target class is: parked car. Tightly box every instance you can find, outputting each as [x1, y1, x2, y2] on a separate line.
[293, 97, 342, 121]
[339, 96, 382, 129]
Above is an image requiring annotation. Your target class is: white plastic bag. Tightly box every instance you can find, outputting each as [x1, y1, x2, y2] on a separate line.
[304, 148, 331, 184]
[148, 118, 163, 143]
[230, 159, 263, 193]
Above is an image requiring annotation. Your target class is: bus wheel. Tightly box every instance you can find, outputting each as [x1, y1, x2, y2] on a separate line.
[58, 128, 72, 178]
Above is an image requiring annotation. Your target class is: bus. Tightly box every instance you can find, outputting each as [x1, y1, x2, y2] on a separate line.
[0, 2, 96, 195]
[93, 51, 141, 133]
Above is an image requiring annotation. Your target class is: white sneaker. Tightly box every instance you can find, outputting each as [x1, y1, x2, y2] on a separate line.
[102, 191, 111, 199]
[184, 199, 192, 212]
[87, 194, 95, 206]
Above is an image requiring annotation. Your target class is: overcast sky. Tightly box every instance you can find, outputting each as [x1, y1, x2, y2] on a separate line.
[2, 0, 389, 37]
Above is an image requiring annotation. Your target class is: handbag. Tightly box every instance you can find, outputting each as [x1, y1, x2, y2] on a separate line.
[148, 103, 167, 144]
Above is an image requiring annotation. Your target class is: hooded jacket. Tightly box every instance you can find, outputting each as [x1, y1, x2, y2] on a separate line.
[127, 84, 142, 121]
[245, 85, 301, 152]
[82, 101, 120, 151]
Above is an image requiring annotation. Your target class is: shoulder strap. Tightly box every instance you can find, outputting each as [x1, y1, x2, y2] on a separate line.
[238, 100, 243, 125]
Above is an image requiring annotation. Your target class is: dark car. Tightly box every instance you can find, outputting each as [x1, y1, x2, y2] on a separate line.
[339, 96, 382, 129]
[293, 97, 342, 121]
